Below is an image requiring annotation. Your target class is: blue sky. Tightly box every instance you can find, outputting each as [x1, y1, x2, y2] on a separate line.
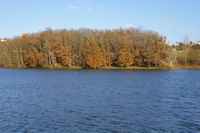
[0, 0, 199, 43]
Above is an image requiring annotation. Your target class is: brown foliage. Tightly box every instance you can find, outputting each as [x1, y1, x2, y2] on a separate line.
[86, 44, 106, 69]
[0, 28, 170, 69]
[118, 47, 134, 67]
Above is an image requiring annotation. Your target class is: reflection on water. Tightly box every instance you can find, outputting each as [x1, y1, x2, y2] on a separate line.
[0, 69, 200, 132]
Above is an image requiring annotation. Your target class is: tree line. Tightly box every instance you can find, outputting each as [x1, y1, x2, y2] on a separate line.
[0, 28, 171, 69]
[175, 43, 200, 66]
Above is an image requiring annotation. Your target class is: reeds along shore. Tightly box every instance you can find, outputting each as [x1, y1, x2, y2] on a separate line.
[0, 28, 199, 69]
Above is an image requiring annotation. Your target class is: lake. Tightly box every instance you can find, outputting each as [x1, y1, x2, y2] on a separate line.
[0, 69, 200, 132]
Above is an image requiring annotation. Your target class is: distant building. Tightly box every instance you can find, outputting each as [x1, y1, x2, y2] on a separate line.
[175, 42, 180, 45]
[166, 42, 173, 46]
[198, 41, 200, 45]
[0, 38, 7, 42]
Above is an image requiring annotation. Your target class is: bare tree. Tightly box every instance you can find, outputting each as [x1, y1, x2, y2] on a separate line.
[183, 35, 190, 44]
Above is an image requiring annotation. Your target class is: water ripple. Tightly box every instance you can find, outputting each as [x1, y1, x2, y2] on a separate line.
[0, 69, 200, 132]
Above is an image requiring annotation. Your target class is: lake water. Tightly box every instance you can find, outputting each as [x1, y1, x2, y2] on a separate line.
[0, 69, 200, 132]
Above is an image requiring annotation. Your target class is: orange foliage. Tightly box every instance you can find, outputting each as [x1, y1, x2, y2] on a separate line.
[0, 28, 170, 68]
[86, 45, 106, 69]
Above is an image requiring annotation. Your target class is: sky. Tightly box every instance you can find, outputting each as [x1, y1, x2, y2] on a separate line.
[0, 0, 199, 43]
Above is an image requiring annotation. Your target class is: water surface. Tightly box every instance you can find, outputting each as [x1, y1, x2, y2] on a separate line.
[0, 69, 200, 132]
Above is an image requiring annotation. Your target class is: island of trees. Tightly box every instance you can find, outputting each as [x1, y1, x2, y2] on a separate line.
[0, 28, 199, 69]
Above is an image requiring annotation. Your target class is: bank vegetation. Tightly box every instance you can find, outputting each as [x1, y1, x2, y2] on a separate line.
[0, 28, 199, 69]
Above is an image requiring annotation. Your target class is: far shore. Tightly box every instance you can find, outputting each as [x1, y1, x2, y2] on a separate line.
[1, 65, 200, 70]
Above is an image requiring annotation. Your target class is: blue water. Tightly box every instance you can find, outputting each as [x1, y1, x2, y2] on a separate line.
[0, 69, 200, 132]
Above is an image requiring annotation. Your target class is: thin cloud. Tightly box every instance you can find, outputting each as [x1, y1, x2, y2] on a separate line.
[161, 17, 181, 29]
[175, 25, 182, 29]
[46, 16, 53, 19]
[124, 24, 134, 28]
[43, 16, 53, 19]
[67, 6, 80, 10]
[98, 6, 105, 11]
[168, 24, 172, 28]
[66, 6, 104, 12]
[85, 6, 92, 11]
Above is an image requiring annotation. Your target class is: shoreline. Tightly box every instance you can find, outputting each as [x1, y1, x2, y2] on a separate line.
[1, 66, 200, 70]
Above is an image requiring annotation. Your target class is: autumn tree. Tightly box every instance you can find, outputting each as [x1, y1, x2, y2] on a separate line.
[0, 27, 173, 69]
[118, 46, 134, 67]
[86, 42, 106, 69]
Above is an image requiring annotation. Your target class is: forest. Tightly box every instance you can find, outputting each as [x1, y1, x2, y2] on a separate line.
[0, 28, 199, 69]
